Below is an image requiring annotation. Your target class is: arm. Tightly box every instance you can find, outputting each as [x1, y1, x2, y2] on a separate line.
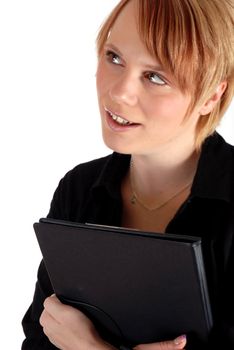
[21, 161, 106, 348]
[22, 173, 70, 349]
[21, 261, 57, 349]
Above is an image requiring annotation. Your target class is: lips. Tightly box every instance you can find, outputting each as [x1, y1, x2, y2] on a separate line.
[104, 107, 140, 131]
[104, 107, 133, 125]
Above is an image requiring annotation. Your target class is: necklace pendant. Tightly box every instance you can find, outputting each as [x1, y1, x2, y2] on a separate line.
[131, 193, 137, 205]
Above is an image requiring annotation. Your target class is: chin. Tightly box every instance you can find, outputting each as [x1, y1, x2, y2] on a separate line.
[102, 134, 132, 155]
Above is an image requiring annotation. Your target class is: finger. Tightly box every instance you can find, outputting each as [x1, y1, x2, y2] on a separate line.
[135, 335, 187, 350]
[40, 308, 66, 348]
[43, 295, 66, 319]
[41, 321, 60, 349]
[43, 295, 86, 326]
[39, 309, 58, 329]
[173, 335, 187, 347]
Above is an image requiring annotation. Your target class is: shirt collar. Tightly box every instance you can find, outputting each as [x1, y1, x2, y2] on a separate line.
[91, 152, 130, 201]
[191, 132, 234, 202]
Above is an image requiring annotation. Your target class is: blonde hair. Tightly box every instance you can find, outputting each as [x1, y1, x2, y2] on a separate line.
[96, 0, 234, 149]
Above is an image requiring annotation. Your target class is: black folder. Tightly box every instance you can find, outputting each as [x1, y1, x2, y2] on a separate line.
[34, 218, 213, 347]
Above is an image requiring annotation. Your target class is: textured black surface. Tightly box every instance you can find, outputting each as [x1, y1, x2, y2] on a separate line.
[34, 219, 212, 346]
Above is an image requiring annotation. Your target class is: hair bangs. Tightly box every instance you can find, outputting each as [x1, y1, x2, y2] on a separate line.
[96, 0, 129, 57]
[137, 0, 210, 94]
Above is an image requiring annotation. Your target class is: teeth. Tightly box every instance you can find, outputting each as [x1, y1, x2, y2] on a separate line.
[105, 108, 133, 125]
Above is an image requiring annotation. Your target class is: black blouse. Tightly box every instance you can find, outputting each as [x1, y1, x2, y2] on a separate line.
[22, 133, 234, 350]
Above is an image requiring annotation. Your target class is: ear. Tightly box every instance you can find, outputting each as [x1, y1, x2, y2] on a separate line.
[199, 81, 227, 116]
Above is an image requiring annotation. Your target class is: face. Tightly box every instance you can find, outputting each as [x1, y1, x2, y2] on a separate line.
[96, 0, 202, 156]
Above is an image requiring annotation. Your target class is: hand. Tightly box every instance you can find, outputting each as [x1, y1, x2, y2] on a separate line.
[39, 294, 115, 350]
[133, 335, 187, 350]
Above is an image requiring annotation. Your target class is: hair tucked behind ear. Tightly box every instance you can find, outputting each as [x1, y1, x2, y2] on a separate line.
[96, 0, 234, 149]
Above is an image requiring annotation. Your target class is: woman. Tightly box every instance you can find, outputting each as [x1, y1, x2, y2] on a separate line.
[22, 0, 234, 349]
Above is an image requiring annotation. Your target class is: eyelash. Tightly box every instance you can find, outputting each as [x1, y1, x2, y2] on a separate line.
[144, 72, 166, 86]
[105, 50, 122, 65]
[105, 50, 167, 86]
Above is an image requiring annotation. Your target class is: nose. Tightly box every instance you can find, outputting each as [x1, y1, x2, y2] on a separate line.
[109, 72, 138, 107]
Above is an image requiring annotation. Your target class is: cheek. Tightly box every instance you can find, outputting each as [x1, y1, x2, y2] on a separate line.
[96, 64, 103, 97]
[96, 60, 110, 98]
[144, 95, 190, 125]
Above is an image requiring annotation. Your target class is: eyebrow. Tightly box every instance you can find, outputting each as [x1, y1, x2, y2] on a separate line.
[104, 43, 166, 73]
[105, 43, 123, 58]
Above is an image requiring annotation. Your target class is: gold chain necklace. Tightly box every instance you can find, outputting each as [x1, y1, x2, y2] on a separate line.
[129, 159, 192, 211]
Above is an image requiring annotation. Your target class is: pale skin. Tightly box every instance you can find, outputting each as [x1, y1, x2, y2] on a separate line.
[40, 0, 227, 349]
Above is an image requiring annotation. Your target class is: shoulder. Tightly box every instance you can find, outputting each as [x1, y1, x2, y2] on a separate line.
[57, 153, 114, 193]
[47, 154, 114, 219]
[47, 152, 129, 220]
[200, 133, 234, 174]
[205, 132, 234, 154]
[62, 153, 116, 186]
[53, 151, 129, 198]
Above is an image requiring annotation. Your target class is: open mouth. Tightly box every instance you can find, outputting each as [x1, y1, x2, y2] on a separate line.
[105, 107, 137, 126]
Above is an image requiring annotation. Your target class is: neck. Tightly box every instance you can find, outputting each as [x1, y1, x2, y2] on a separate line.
[130, 144, 200, 198]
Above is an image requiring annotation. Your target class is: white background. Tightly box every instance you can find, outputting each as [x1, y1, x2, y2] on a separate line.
[0, 1, 233, 348]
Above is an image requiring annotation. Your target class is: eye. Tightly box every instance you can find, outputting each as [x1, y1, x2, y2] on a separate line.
[105, 50, 122, 65]
[145, 72, 166, 86]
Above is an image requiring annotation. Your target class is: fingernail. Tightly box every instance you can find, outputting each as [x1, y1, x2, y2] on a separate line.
[174, 335, 187, 345]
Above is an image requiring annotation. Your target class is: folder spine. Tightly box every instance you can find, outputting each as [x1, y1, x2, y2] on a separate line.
[193, 243, 213, 332]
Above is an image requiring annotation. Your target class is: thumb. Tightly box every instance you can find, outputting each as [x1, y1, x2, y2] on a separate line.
[161, 335, 187, 349]
[135, 335, 187, 350]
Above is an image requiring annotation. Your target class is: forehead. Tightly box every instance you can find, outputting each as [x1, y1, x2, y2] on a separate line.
[109, 0, 137, 36]
[106, 1, 159, 67]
